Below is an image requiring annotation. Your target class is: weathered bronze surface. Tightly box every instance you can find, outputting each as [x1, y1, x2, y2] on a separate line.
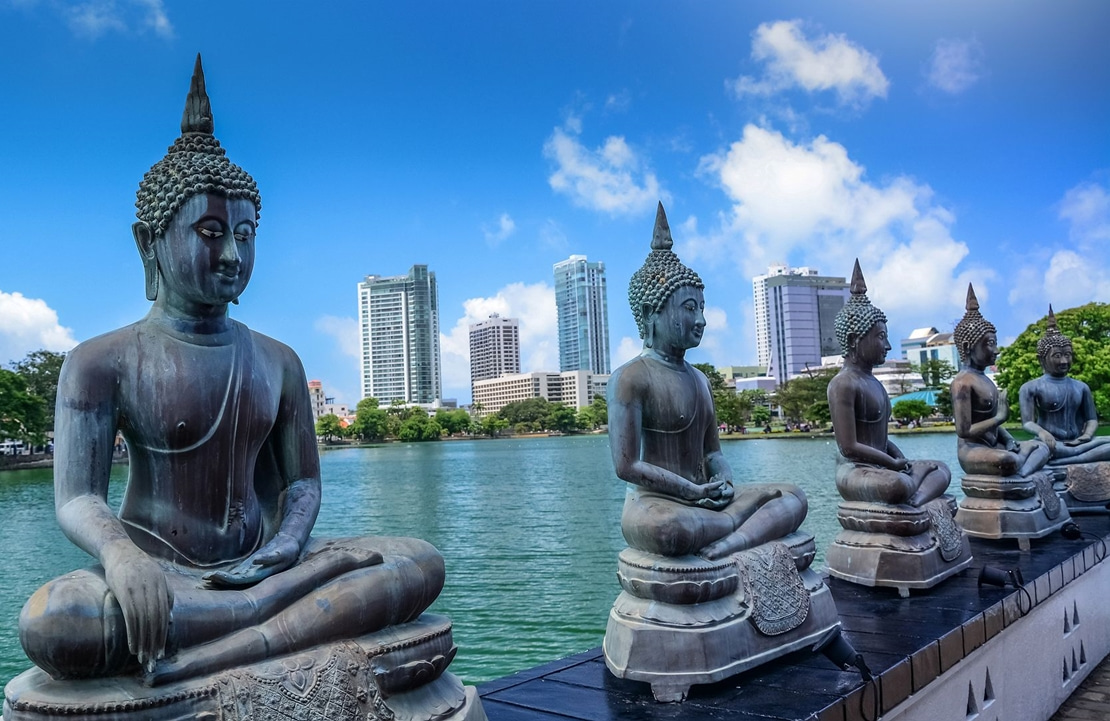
[603, 203, 838, 702]
[6, 56, 483, 721]
[825, 261, 970, 594]
[951, 285, 1068, 543]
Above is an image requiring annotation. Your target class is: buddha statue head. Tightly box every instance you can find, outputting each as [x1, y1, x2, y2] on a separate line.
[133, 54, 262, 302]
[628, 203, 705, 350]
[953, 283, 998, 368]
[834, 260, 889, 366]
[1036, 306, 1073, 378]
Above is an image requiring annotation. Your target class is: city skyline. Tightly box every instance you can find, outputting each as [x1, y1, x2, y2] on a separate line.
[554, 255, 612, 376]
[1, 3, 1107, 406]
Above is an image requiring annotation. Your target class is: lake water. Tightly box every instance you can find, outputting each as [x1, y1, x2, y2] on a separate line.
[0, 433, 960, 686]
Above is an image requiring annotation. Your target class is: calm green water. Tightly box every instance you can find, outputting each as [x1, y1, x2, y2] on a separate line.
[0, 433, 960, 686]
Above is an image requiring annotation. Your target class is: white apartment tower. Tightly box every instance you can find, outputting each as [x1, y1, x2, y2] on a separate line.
[554, 255, 611, 375]
[752, 264, 849, 384]
[357, 265, 442, 404]
[469, 314, 521, 397]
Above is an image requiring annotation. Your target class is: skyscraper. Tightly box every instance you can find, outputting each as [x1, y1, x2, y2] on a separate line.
[357, 265, 441, 404]
[554, 255, 611, 374]
[469, 314, 520, 398]
[752, 264, 849, 384]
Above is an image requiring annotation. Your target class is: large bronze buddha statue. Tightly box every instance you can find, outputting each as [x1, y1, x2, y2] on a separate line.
[603, 203, 839, 702]
[5, 57, 483, 721]
[825, 261, 971, 595]
[951, 285, 1067, 546]
[1020, 306, 1110, 510]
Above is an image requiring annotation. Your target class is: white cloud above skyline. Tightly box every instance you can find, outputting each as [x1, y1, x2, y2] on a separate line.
[439, 282, 558, 396]
[544, 119, 664, 215]
[730, 20, 889, 107]
[689, 124, 988, 332]
[0, 290, 78, 366]
[925, 37, 986, 94]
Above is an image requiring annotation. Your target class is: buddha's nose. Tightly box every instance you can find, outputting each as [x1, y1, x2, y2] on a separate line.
[218, 235, 241, 269]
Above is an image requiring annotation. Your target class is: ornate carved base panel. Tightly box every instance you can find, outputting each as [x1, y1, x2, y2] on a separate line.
[1060, 462, 1110, 505]
[3, 615, 486, 721]
[957, 473, 1072, 541]
[604, 536, 840, 703]
[827, 497, 973, 596]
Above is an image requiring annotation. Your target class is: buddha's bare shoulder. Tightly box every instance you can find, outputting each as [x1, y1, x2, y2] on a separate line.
[62, 323, 145, 379]
[243, 324, 308, 375]
[609, 356, 652, 399]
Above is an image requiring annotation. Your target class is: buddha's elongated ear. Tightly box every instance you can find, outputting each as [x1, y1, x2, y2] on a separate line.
[133, 221, 159, 301]
[642, 303, 656, 348]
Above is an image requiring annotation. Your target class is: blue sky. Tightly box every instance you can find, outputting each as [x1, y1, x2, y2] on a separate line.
[1, 1, 1107, 405]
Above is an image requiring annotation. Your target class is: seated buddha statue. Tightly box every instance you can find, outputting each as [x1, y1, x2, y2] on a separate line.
[603, 203, 838, 703]
[1020, 307, 1110, 466]
[11, 58, 477, 721]
[825, 261, 970, 594]
[950, 285, 1065, 543]
[1019, 307, 1110, 508]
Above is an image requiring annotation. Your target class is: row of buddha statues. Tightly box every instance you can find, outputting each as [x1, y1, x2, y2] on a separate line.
[4, 56, 1106, 716]
[602, 209, 1108, 700]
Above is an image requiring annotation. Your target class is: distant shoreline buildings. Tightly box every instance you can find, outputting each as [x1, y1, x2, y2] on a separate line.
[752, 264, 849, 385]
[357, 265, 442, 405]
[554, 255, 611, 375]
[469, 314, 521, 401]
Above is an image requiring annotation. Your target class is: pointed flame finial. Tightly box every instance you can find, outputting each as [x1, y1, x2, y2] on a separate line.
[651, 202, 672, 251]
[965, 283, 980, 312]
[181, 53, 214, 135]
[849, 259, 867, 295]
[1046, 305, 1057, 331]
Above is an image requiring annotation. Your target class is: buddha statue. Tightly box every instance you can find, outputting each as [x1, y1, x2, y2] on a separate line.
[603, 203, 839, 703]
[951, 285, 1067, 545]
[1020, 306, 1110, 509]
[825, 261, 970, 595]
[5, 57, 482, 721]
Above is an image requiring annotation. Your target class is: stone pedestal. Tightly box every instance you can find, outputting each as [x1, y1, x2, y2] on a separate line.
[956, 472, 1070, 549]
[1057, 462, 1110, 514]
[4, 615, 485, 721]
[603, 532, 840, 703]
[826, 496, 972, 597]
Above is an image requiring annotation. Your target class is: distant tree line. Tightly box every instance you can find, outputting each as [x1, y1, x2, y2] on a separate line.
[1, 349, 66, 447]
[316, 394, 612, 444]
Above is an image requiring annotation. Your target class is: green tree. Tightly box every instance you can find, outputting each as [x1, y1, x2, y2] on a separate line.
[750, 405, 771, 426]
[774, 369, 837, 425]
[315, 413, 344, 443]
[0, 368, 47, 444]
[545, 404, 580, 433]
[738, 389, 769, 423]
[996, 302, 1110, 418]
[915, 358, 957, 389]
[479, 415, 508, 437]
[892, 399, 933, 424]
[933, 387, 953, 419]
[435, 408, 471, 436]
[9, 350, 66, 429]
[348, 398, 388, 442]
[499, 397, 553, 427]
[693, 363, 748, 429]
[398, 414, 442, 441]
[692, 363, 726, 392]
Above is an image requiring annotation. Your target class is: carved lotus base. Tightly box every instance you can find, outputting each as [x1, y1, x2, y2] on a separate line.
[3, 614, 486, 721]
[956, 473, 1070, 546]
[604, 533, 840, 703]
[1058, 462, 1110, 511]
[826, 496, 972, 596]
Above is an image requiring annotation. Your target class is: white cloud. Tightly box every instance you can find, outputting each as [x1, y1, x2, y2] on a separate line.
[615, 336, 641, 366]
[730, 20, 889, 107]
[63, 0, 173, 39]
[1059, 181, 1110, 247]
[544, 121, 663, 215]
[0, 290, 78, 365]
[482, 213, 517, 246]
[691, 124, 984, 329]
[539, 218, 569, 251]
[926, 38, 986, 94]
[314, 315, 359, 359]
[440, 283, 558, 399]
[605, 90, 632, 114]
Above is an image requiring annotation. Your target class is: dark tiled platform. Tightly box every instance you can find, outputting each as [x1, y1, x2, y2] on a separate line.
[480, 516, 1110, 721]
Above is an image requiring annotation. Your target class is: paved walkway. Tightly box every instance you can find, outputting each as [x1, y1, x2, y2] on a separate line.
[1052, 654, 1110, 720]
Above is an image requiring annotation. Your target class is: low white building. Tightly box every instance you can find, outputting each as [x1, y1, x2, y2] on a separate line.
[473, 371, 609, 417]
